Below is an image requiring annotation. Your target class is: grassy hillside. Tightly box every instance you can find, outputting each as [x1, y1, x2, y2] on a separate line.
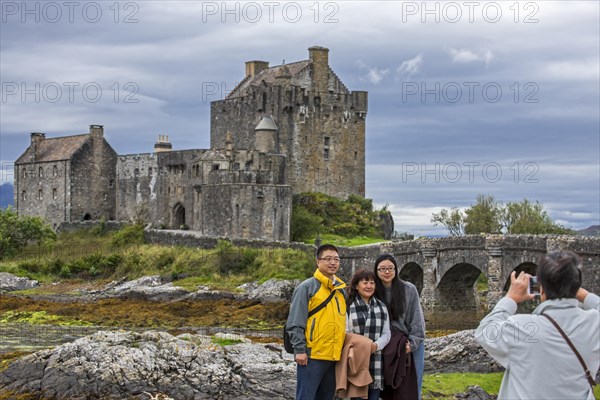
[291, 192, 391, 242]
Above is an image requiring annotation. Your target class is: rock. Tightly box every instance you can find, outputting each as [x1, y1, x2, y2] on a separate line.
[0, 272, 39, 292]
[107, 275, 189, 301]
[239, 279, 301, 303]
[425, 330, 502, 374]
[186, 288, 235, 301]
[454, 385, 498, 399]
[0, 330, 295, 399]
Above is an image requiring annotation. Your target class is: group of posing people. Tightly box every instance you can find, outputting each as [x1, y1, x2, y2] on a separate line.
[286, 244, 599, 400]
[286, 244, 426, 400]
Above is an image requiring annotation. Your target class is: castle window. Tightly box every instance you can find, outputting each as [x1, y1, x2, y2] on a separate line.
[212, 164, 220, 171]
[324, 148, 330, 159]
[354, 151, 358, 160]
[52, 188, 57, 200]
[134, 168, 140, 177]
[148, 167, 153, 176]
[38, 189, 43, 200]
[53, 165, 58, 176]
[21, 191, 26, 201]
[103, 193, 108, 200]
[109, 179, 114, 187]
[262, 93, 267, 111]
[22, 169, 26, 179]
[324, 137, 330, 146]
[38, 167, 43, 177]
[233, 163, 240, 170]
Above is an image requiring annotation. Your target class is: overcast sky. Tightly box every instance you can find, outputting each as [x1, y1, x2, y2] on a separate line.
[1, 1, 598, 236]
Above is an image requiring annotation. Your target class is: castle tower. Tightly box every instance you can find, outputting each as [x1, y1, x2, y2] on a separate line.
[210, 46, 367, 199]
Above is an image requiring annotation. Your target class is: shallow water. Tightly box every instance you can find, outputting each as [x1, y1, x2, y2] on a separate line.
[0, 323, 281, 354]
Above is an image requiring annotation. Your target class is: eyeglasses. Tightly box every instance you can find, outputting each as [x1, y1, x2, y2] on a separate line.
[377, 267, 395, 273]
[319, 257, 341, 263]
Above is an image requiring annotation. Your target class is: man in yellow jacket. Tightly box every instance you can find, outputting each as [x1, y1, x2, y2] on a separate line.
[286, 244, 347, 400]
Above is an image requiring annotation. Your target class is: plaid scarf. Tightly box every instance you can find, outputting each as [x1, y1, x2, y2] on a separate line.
[347, 296, 387, 390]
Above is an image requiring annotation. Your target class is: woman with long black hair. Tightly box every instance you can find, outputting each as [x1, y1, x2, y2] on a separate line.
[374, 253, 425, 399]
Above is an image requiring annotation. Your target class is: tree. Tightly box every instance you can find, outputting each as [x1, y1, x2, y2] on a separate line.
[464, 194, 502, 234]
[0, 207, 56, 260]
[501, 199, 574, 234]
[290, 205, 322, 242]
[431, 207, 465, 236]
[431, 195, 573, 236]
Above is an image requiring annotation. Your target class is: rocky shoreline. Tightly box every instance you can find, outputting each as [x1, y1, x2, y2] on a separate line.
[1, 273, 501, 399]
[0, 328, 501, 400]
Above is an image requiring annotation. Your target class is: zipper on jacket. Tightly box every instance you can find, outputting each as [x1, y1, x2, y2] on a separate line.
[335, 296, 341, 315]
[309, 318, 316, 341]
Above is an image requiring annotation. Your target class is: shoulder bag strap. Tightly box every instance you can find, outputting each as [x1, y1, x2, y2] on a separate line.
[308, 288, 339, 318]
[542, 314, 596, 389]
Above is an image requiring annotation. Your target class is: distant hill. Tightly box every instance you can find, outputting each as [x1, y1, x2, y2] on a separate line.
[0, 182, 14, 208]
[576, 225, 600, 237]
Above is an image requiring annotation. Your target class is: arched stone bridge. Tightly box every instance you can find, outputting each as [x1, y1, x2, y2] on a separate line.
[340, 235, 600, 324]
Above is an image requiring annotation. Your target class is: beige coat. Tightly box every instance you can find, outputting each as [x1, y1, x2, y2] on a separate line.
[335, 332, 373, 399]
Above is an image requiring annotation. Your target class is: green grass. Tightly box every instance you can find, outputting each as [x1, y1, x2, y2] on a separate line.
[423, 372, 600, 399]
[0, 228, 316, 291]
[317, 234, 388, 247]
[0, 310, 93, 326]
[423, 372, 502, 399]
[211, 337, 244, 346]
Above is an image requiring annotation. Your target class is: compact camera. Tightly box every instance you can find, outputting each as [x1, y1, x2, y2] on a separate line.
[528, 276, 540, 295]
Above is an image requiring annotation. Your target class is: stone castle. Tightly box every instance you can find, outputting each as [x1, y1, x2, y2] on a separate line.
[14, 47, 368, 242]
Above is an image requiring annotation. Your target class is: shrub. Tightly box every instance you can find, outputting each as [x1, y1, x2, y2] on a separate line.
[111, 224, 145, 248]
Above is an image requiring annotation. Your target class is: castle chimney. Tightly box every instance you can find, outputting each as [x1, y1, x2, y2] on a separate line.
[90, 124, 104, 137]
[30, 132, 46, 161]
[154, 134, 172, 153]
[245, 60, 270, 77]
[309, 46, 329, 94]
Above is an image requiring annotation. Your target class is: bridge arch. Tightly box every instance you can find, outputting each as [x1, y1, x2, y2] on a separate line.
[502, 262, 537, 292]
[399, 262, 423, 295]
[436, 262, 483, 311]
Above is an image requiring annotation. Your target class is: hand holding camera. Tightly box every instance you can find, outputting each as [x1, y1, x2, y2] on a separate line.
[528, 276, 540, 296]
[507, 271, 537, 304]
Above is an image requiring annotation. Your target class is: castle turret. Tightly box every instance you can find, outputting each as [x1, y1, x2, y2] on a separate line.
[254, 115, 277, 153]
[309, 46, 329, 94]
[154, 135, 172, 153]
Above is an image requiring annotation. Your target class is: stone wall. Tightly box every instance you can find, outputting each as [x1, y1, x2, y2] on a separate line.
[70, 134, 117, 221]
[196, 183, 291, 241]
[14, 160, 70, 227]
[116, 153, 159, 224]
